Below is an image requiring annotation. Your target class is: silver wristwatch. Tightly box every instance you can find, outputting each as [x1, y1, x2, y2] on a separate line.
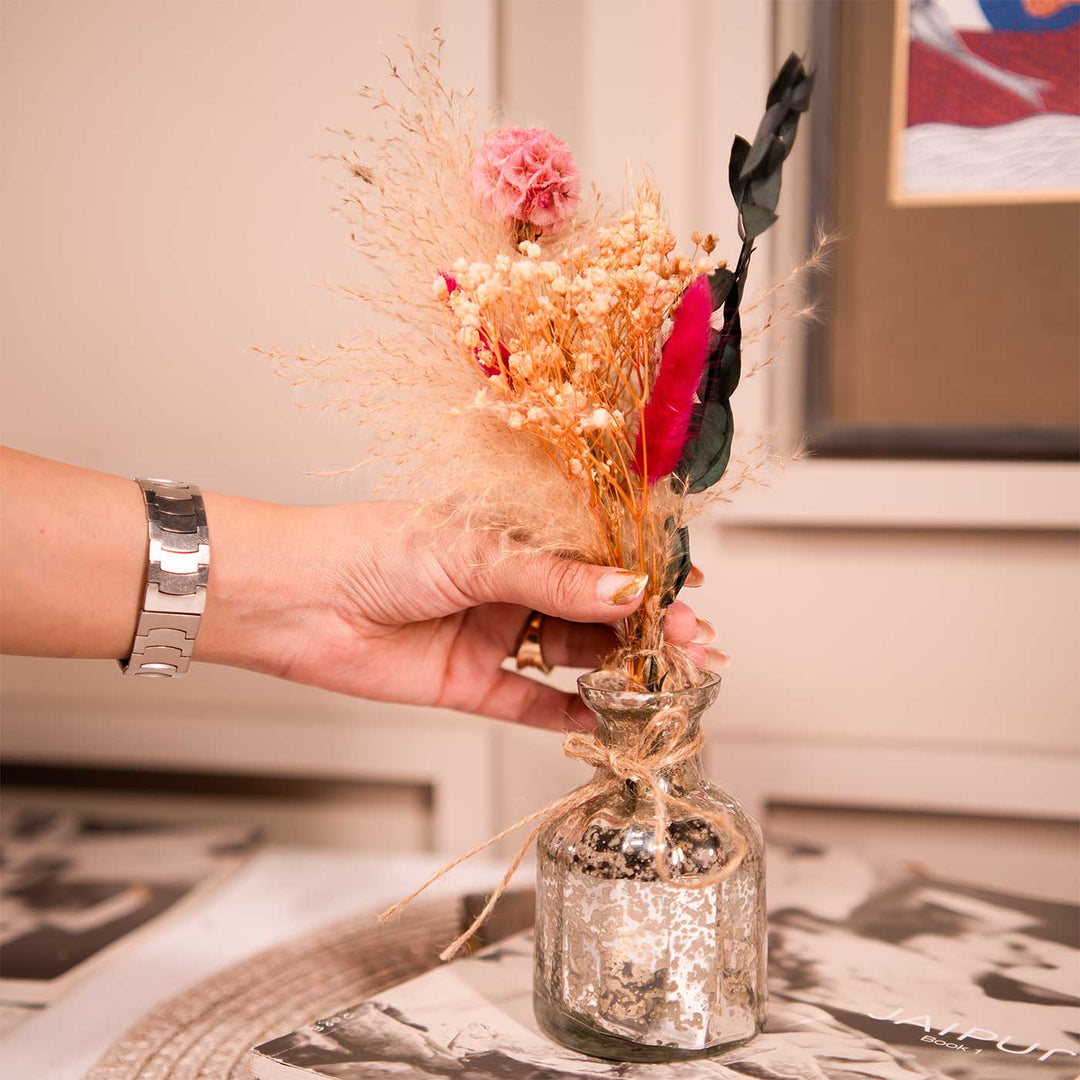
[120, 479, 209, 677]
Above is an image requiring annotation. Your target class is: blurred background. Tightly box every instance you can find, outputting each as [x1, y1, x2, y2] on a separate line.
[2, 0, 1077, 902]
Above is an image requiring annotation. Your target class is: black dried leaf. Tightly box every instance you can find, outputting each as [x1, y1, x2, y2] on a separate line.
[675, 280, 741, 494]
[642, 654, 662, 692]
[673, 53, 812, 495]
[680, 393, 734, 496]
[728, 135, 751, 204]
[661, 519, 692, 605]
[734, 53, 814, 245]
[707, 265, 737, 312]
[705, 267, 738, 399]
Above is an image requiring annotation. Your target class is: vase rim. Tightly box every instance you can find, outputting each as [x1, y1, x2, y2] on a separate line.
[577, 668, 721, 712]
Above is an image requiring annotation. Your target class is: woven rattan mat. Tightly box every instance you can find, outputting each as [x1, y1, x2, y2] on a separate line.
[86, 892, 534, 1080]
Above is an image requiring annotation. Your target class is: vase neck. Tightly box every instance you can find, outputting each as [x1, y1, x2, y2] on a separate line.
[577, 670, 721, 797]
[594, 711, 706, 794]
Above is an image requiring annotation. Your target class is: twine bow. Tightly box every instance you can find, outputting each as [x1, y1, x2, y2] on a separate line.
[377, 703, 748, 960]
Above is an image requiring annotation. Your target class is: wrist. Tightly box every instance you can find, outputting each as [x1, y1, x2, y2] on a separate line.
[194, 493, 328, 674]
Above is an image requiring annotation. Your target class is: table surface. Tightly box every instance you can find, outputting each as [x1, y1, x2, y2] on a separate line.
[0, 846, 505, 1080]
[0, 838, 906, 1079]
[4, 841, 1077, 1080]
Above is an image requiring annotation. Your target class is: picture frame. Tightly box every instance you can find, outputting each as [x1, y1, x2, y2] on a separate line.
[888, 0, 1080, 207]
[800, 0, 1080, 462]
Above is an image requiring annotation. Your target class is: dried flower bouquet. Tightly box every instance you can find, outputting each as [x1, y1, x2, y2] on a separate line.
[276, 36, 813, 692]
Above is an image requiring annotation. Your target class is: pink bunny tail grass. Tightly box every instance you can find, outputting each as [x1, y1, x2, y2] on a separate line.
[633, 275, 712, 483]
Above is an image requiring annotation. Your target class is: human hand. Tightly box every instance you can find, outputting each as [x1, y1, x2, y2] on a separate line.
[198, 497, 727, 729]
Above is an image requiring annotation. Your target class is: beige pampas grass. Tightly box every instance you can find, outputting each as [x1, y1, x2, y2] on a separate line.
[267, 33, 820, 691]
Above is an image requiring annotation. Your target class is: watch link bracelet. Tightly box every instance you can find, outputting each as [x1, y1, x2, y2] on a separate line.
[120, 479, 209, 677]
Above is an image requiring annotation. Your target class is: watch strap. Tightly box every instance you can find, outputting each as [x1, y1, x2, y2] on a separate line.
[120, 479, 209, 677]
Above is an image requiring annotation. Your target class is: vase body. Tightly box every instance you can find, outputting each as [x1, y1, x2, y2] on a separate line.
[533, 671, 766, 1062]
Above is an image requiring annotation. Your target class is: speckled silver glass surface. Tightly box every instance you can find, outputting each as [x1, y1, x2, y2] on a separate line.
[534, 671, 766, 1062]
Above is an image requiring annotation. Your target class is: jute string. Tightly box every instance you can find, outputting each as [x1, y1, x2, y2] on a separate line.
[377, 703, 748, 960]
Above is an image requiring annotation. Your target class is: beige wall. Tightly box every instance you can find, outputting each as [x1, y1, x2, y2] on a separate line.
[1, 0, 415, 498]
[2, 2, 1077, 850]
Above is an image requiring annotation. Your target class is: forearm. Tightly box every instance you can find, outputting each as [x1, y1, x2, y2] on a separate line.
[0, 449, 696, 725]
[1, 448, 148, 658]
[0, 447, 319, 667]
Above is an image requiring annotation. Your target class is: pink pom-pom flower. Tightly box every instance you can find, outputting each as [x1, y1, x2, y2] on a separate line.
[472, 127, 581, 233]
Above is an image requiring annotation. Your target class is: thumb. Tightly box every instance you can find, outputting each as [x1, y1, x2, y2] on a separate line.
[464, 550, 649, 623]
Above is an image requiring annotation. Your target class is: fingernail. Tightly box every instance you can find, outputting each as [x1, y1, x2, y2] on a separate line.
[597, 570, 649, 605]
[691, 618, 717, 645]
[685, 565, 705, 588]
[703, 647, 731, 671]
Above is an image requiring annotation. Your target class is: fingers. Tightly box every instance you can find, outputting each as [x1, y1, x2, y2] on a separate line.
[468, 604, 615, 669]
[477, 597, 726, 673]
[662, 601, 697, 644]
[539, 618, 619, 668]
[463, 548, 649, 624]
[514, 607, 728, 672]
[665, 601, 728, 670]
[685, 642, 731, 671]
[544, 612, 726, 670]
[480, 603, 709, 671]
[472, 670, 597, 731]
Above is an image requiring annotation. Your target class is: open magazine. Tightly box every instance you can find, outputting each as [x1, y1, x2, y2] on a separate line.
[0, 806, 260, 1005]
[251, 843, 1080, 1079]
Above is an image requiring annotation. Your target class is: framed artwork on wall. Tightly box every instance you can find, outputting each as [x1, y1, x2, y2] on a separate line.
[889, 0, 1080, 206]
[798, 0, 1079, 461]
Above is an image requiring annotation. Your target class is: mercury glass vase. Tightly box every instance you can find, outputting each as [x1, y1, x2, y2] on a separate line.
[533, 670, 766, 1062]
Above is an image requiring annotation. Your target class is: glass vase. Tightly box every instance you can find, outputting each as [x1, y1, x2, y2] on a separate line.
[533, 670, 766, 1062]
